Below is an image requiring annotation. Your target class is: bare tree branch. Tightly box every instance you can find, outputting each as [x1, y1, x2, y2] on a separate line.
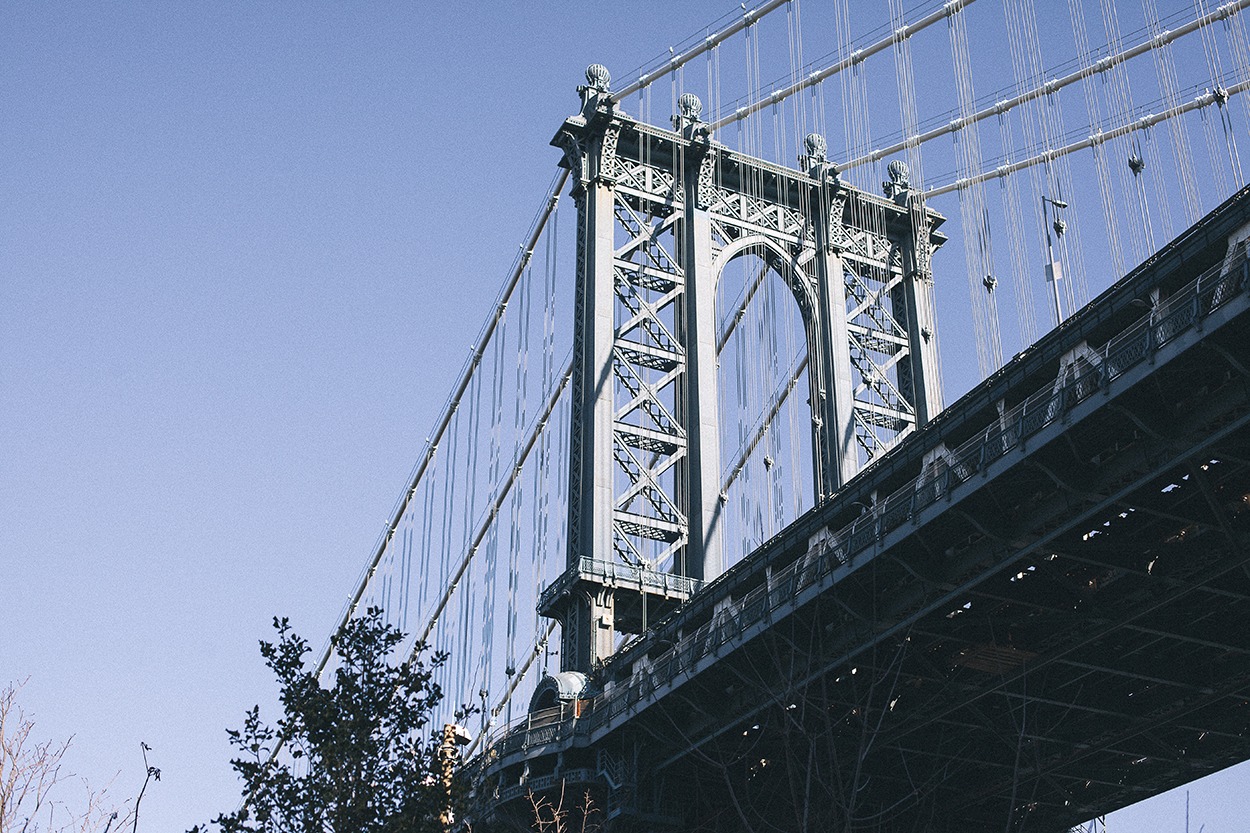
[1, 680, 135, 833]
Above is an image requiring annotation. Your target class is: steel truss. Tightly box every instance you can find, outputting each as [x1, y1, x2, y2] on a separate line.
[543, 67, 945, 673]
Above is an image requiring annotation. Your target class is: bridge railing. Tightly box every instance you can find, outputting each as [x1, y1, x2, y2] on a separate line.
[538, 556, 704, 616]
[480, 254, 1249, 772]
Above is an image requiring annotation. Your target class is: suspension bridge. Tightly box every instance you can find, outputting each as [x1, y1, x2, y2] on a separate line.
[309, 0, 1250, 829]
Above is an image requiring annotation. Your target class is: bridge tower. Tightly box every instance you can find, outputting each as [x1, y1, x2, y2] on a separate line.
[538, 66, 947, 675]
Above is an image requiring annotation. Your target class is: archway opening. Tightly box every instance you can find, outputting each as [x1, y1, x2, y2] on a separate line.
[715, 247, 815, 569]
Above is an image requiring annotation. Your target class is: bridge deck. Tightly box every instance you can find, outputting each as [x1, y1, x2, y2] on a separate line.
[478, 185, 1250, 832]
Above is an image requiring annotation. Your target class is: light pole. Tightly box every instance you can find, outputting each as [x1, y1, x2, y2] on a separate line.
[440, 723, 471, 831]
[1041, 195, 1068, 327]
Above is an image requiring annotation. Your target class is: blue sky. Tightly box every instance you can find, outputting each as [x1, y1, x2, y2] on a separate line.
[3, 1, 1249, 830]
[0, 3, 739, 826]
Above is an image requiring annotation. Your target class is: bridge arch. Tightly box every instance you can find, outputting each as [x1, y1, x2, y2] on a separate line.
[711, 234, 818, 327]
[711, 239, 821, 565]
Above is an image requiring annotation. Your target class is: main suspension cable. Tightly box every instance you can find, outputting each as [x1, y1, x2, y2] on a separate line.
[712, 0, 978, 131]
[923, 79, 1250, 198]
[840, 0, 1250, 172]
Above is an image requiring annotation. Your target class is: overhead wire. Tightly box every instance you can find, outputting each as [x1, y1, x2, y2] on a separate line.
[610, 0, 792, 106]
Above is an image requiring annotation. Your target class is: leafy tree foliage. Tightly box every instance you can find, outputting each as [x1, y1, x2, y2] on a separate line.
[194, 608, 457, 833]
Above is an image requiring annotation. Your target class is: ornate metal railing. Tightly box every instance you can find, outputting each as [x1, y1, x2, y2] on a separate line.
[497, 767, 599, 803]
[538, 557, 704, 615]
[482, 253, 1249, 771]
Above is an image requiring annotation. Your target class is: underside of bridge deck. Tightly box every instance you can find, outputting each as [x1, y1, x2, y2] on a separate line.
[642, 316, 1250, 831]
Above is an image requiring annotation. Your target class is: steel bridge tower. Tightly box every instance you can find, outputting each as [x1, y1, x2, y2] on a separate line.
[539, 65, 947, 676]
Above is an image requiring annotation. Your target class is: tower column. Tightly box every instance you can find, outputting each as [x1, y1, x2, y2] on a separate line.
[900, 192, 944, 424]
[567, 173, 616, 570]
[805, 138, 858, 498]
[679, 134, 723, 582]
[559, 69, 620, 672]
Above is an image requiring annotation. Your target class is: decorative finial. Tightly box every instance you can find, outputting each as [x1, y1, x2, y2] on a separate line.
[804, 132, 827, 161]
[678, 93, 703, 121]
[586, 64, 611, 92]
[802, 132, 837, 181]
[672, 93, 710, 140]
[887, 160, 910, 187]
[884, 159, 911, 200]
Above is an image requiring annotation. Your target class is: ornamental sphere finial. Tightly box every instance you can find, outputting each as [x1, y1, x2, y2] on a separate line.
[585, 64, 611, 92]
[887, 159, 910, 185]
[805, 132, 827, 159]
[678, 93, 703, 120]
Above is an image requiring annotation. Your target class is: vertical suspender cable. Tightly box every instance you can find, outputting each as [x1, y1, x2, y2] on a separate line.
[1222, 6, 1250, 181]
[311, 169, 568, 681]
[834, 0, 855, 188]
[1097, 0, 1149, 265]
[409, 368, 574, 666]
[996, 110, 1040, 345]
[947, 0, 1001, 376]
[1142, 0, 1201, 225]
[1194, 0, 1232, 196]
[1067, 0, 1127, 283]
[505, 257, 534, 689]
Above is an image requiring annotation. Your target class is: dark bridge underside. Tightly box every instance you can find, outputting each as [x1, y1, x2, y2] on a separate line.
[477, 188, 1250, 832]
[640, 313, 1250, 832]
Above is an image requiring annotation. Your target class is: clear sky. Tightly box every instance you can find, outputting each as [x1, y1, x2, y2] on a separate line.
[3, 2, 1248, 831]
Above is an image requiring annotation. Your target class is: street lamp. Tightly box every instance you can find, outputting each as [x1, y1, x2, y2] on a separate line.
[1042, 195, 1068, 327]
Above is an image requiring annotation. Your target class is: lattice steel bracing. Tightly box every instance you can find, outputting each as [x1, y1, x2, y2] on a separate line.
[541, 67, 946, 673]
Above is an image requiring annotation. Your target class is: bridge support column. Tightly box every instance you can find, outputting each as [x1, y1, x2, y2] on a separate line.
[560, 587, 614, 675]
[547, 70, 709, 674]
[679, 140, 724, 582]
[809, 179, 858, 497]
[899, 192, 944, 424]
[567, 147, 620, 565]
[567, 171, 618, 568]
[560, 79, 620, 673]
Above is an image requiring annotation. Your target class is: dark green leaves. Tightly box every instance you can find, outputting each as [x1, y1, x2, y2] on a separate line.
[193, 608, 454, 833]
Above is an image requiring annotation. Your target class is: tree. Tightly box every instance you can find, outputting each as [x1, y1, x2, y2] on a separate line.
[0, 680, 136, 833]
[194, 608, 460, 833]
[527, 789, 600, 833]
